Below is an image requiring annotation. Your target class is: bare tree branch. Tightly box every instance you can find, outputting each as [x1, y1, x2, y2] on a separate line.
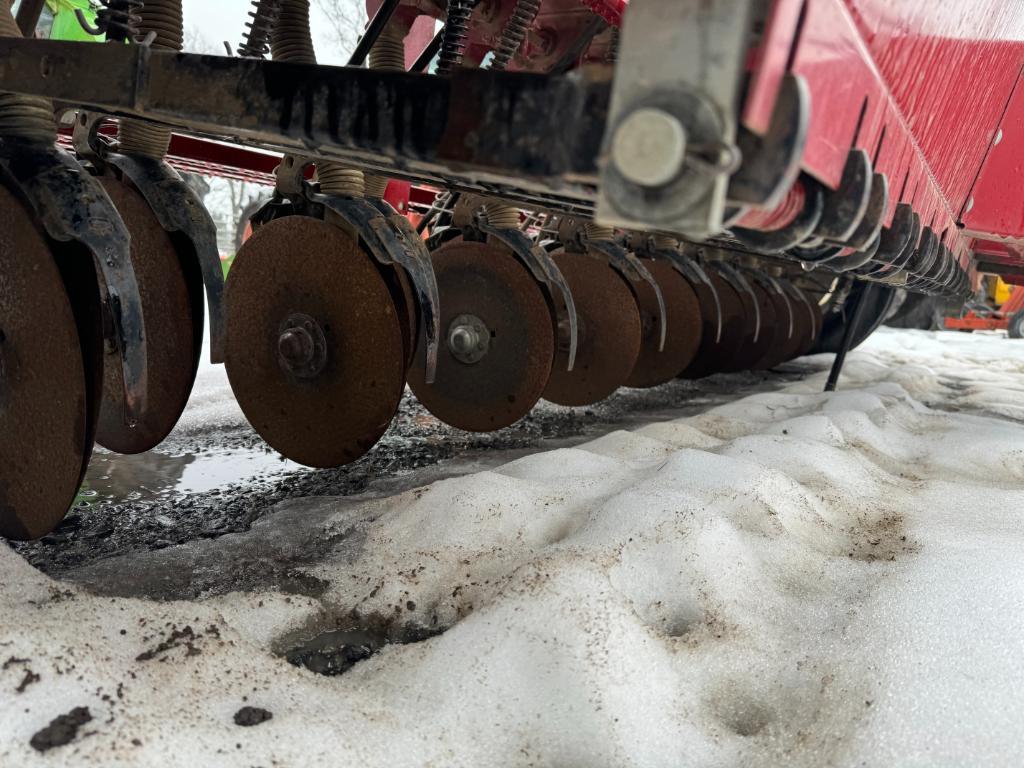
[312, 0, 366, 61]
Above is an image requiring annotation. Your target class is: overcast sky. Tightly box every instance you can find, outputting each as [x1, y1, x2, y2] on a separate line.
[181, 0, 361, 65]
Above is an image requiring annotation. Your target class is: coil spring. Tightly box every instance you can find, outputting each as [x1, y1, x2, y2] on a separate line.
[489, 0, 540, 72]
[651, 235, 678, 251]
[606, 25, 618, 64]
[119, 0, 183, 158]
[484, 203, 521, 229]
[0, 7, 55, 142]
[94, 0, 143, 43]
[437, 0, 473, 77]
[267, 0, 361, 195]
[584, 222, 616, 241]
[271, 0, 317, 66]
[363, 25, 408, 198]
[238, 0, 283, 58]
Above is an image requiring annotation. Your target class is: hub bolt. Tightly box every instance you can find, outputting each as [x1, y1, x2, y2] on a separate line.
[277, 313, 328, 378]
[447, 314, 491, 365]
[611, 107, 688, 188]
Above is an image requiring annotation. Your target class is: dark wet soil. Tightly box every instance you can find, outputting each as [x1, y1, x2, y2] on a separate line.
[29, 707, 92, 753]
[9, 366, 813, 576]
[283, 617, 445, 677]
[234, 706, 273, 727]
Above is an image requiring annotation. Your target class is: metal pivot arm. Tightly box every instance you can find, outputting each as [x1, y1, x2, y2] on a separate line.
[654, 247, 723, 344]
[310, 193, 441, 383]
[584, 237, 666, 352]
[0, 138, 148, 423]
[711, 260, 762, 343]
[474, 219, 579, 372]
[0, 38, 610, 211]
[102, 152, 227, 365]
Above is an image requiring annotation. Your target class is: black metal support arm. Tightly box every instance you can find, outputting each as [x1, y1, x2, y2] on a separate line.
[0, 38, 610, 212]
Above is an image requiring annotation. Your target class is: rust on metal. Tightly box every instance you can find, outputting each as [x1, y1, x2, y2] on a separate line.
[224, 215, 405, 468]
[0, 184, 88, 541]
[407, 238, 554, 432]
[724, 280, 778, 372]
[95, 175, 196, 455]
[625, 259, 702, 388]
[679, 269, 746, 379]
[543, 249, 641, 407]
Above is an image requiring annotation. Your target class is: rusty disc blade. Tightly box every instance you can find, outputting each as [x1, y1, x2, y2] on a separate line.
[751, 282, 798, 370]
[225, 216, 405, 468]
[625, 259, 702, 388]
[95, 175, 196, 454]
[770, 281, 813, 365]
[679, 269, 746, 379]
[407, 238, 554, 432]
[725, 279, 778, 372]
[0, 185, 89, 541]
[794, 287, 824, 357]
[543, 250, 641, 406]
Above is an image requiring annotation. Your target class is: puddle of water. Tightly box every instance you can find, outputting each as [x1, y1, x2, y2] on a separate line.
[78, 446, 300, 506]
[284, 621, 444, 677]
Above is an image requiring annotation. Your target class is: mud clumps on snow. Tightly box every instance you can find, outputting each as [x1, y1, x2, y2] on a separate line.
[29, 707, 92, 753]
[233, 707, 273, 727]
[282, 614, 446, 677]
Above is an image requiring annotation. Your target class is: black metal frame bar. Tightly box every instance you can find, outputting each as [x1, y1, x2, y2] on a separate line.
[0, 38, 610, 214]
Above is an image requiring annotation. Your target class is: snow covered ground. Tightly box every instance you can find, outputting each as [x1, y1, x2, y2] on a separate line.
[3, 328, 1024, 766]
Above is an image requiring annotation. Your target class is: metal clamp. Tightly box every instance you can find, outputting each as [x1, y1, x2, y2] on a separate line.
[476, 218, 579, 371]
[310, 192, 441, 383]
[585, 237, 667, 352]
[0, 137, 147, 424]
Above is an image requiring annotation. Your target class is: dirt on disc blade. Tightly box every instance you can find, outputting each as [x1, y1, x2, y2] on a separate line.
[543, 250, 641, 406]
[224, 216, 406, 468]
[407, 238, 554, 432]
[679, 270, 746, 379]
[624, 259, 702, 388]
[0, 185, 89, 540]
[95, 175, 196, 454]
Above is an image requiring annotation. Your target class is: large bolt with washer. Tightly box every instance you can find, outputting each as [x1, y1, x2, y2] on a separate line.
[611, 107, 688, 188]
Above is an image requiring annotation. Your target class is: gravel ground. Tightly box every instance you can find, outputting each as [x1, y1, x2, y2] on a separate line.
[11, 363, 818, 575]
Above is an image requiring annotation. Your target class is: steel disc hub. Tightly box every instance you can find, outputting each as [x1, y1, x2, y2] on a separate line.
[626, 259, 702, 388]
[224, 216, 406, 468]
[95, 175, 197, 455]
[543, 250, 641, 406]
[407, 238, 554, 432]
[0, 185, 89, 541]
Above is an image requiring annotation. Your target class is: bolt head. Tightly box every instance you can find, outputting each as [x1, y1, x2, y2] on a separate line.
[611, 108, 688, 188]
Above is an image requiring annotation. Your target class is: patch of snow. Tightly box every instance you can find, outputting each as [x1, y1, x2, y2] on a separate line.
[3, 329, 1024, 765]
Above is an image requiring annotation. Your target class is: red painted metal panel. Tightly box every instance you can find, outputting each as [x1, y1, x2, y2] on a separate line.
[845, 0, 1024, 219]
[742, 0, 804, 135]
[962, 71, 1024, 241]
